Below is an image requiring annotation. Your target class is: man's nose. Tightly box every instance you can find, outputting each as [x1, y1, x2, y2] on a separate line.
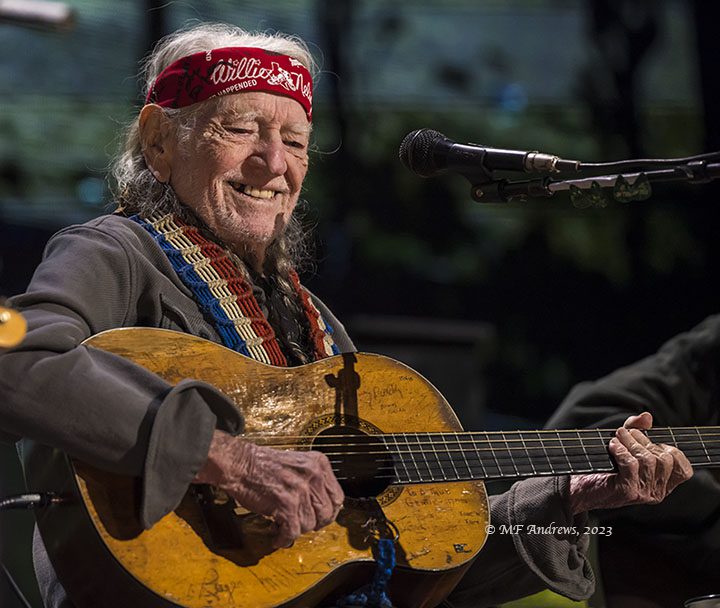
[254, 132, 287, 176]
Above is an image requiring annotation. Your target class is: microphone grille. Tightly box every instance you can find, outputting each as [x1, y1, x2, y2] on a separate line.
[399, 129, 447, 177]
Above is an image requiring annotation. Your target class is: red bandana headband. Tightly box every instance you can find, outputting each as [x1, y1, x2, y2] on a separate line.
[146, 47, 313, 120]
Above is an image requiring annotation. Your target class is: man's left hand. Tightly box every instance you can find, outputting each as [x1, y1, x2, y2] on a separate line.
[568, 412, 693, 515]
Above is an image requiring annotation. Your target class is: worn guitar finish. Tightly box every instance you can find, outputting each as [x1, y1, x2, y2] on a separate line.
[27, 328, 720, 608]
[29, 328, 489, 608]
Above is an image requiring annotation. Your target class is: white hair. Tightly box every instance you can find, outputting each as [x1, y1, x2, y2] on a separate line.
[139, 22, 318, 101]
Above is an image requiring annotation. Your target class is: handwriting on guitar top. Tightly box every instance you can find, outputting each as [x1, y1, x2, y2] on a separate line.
[371, 384, 404, 400]
[188, 569, 241, 606]
[405, 487, 451, 497]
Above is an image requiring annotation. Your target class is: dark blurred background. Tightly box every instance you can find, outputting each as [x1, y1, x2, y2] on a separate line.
[1, 1, 719, 606]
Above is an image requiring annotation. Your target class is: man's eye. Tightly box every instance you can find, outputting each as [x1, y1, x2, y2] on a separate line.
[225, 126, 253, 134]
[284, 140, 306, 149]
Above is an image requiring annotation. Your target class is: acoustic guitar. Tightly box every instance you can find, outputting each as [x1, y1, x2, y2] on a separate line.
[22, 328, 720, 608]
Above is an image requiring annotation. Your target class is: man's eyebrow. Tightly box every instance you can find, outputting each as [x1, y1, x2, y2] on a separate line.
[221, 111, 310, 135]
[222, 110, 260, 122]
[283, 123, 312, 136]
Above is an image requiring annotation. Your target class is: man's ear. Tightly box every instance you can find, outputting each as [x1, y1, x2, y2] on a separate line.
[139, 104, 175, 183]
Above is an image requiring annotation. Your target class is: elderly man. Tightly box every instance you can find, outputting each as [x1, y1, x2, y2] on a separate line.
[0, 23, 692, 608]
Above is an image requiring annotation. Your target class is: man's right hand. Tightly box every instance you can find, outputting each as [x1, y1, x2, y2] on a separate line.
[193, 430, 345, 548]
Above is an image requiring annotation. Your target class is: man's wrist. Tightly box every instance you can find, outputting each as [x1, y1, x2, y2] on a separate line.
[193, 429, 237, 486]
[568, 474, 592, 515]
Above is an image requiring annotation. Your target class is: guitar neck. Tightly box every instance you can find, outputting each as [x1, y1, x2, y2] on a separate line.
[380, 427, 720, 484]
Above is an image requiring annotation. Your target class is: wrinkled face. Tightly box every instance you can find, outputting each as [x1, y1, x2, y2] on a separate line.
[168, 92, 310, 263]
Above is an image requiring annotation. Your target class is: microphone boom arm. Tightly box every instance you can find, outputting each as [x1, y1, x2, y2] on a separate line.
[469, 160, 720, 204]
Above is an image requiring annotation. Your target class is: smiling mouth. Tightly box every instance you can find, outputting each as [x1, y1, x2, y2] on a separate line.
[229, 182, 279, 200]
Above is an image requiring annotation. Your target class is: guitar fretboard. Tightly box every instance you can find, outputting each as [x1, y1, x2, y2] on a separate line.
[373, 427, 720, 484]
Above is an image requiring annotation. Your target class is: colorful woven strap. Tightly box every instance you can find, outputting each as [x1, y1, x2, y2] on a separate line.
[130, 213, 338, 365]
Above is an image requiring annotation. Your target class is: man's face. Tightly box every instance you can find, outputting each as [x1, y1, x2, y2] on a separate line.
[168, 92, 310, 264]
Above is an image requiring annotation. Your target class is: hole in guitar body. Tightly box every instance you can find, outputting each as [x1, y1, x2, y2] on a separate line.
[312, 426, 394, 499]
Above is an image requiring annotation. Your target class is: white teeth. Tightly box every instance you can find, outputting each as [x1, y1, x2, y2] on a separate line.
[235, 184, 275, 199]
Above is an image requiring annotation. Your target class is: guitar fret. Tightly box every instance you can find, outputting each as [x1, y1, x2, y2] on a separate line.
[501, 432, 520, 477]
[556, 430, 572, 472]
[595, 429, 612, 471]
[470, 434, 489, 479]
[576, 430, 593, 471]
[456, 432, 474, 479]
[441, 434, 461, 481]
[537, 430, 554, 474]
[390, 434, 412, 483]
[414, 432, 436, 482]
[518, 433, 537, 476]
[488, 434, 503, 478]
[402, 433, 422, 483]
[695, 427, 712, 463]
[429, 434, 448, 481]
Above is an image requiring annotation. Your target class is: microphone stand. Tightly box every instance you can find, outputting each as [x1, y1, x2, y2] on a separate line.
[467, 160, 720, 205]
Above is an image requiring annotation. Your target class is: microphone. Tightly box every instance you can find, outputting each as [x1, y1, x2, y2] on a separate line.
[399, 129, 580, 178]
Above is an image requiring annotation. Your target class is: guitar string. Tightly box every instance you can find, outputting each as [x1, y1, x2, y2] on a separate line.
[314, 443, 720, 458]
[242, 426, 720, 437]
[331, 459, 720, 482]
[330, 458, 720, 483]
[248, 438, 720, 452]
[326, 448, 720, 471]
[321, 447, 720, 471]
[315, 449, 720, 468]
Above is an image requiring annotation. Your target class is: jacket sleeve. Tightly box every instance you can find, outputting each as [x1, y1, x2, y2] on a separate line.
[446, 476, 594, 607]
[0, 220, 243, 527]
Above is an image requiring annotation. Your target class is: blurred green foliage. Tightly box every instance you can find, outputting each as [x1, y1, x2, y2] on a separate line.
[0, 0, 715, 417]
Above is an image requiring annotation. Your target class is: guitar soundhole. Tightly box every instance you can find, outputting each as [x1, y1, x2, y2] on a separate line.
[312, 426, 393, 499]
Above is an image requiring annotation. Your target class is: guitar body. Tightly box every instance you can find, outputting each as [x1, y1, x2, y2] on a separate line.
[26, 328, 488, 608]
